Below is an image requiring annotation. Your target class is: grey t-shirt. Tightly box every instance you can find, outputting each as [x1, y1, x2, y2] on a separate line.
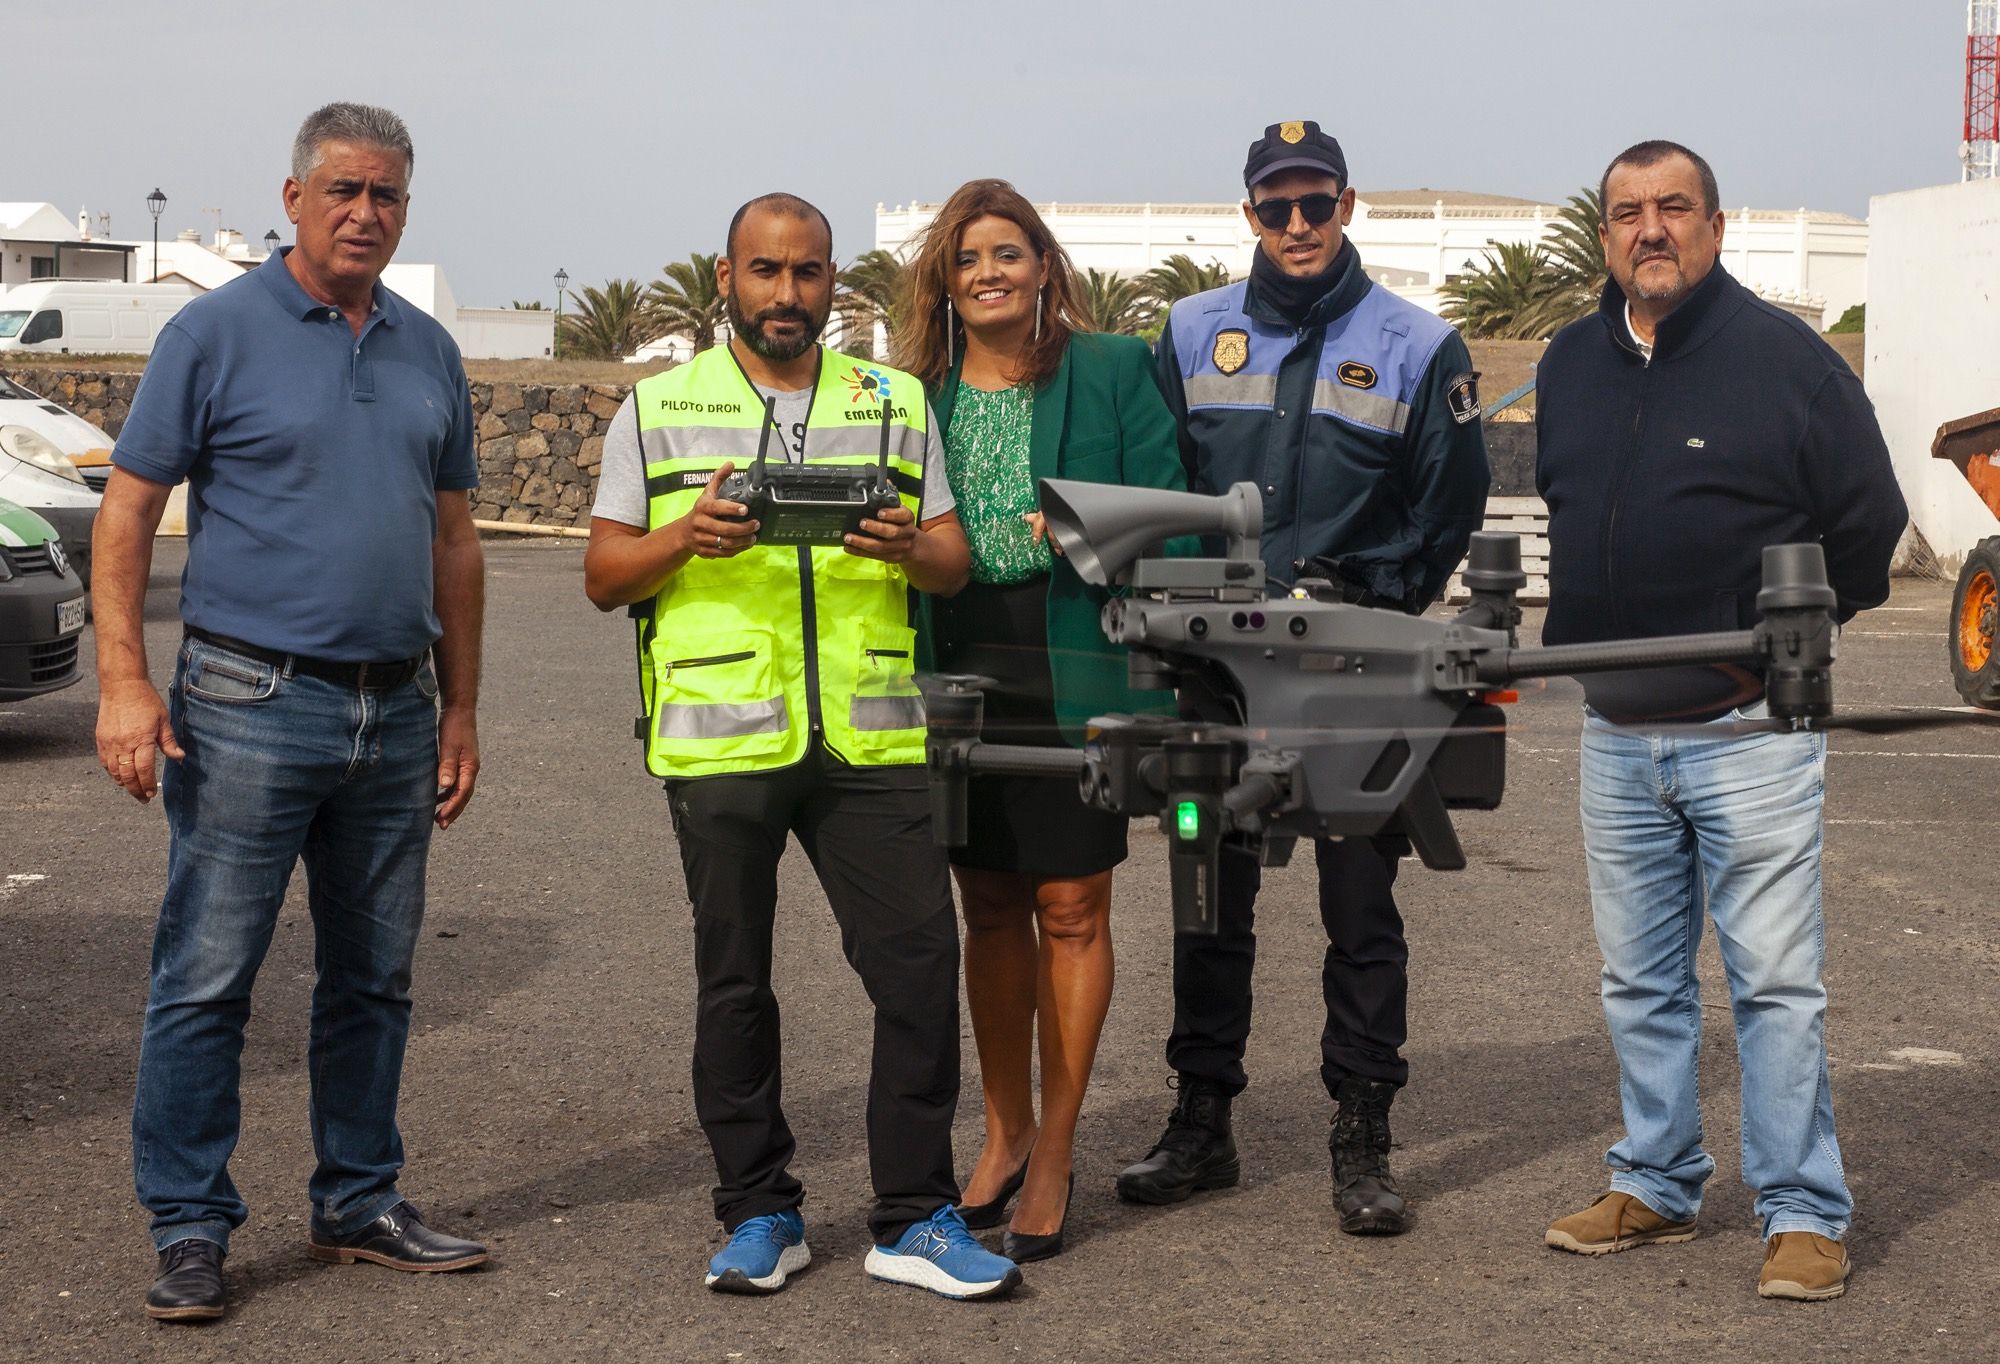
[592, 383, 956, 528]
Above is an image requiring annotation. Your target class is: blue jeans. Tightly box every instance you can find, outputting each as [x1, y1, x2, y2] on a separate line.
[1579, 704, 1850, 1242]
[132, 635, 440, 1252]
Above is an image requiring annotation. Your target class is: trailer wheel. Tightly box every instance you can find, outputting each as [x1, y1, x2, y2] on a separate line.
[1950, 537, 2000, 708]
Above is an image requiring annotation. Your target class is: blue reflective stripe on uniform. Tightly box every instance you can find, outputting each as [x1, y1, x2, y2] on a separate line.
[1172, 278, 1453, 416]
[849, 694, 926, 731]
[657, 697, 790, 740]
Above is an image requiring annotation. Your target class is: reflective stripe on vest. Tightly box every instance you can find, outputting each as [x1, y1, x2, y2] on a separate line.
[629, 346, 930, 778]
[1170, 279, 1451, 437]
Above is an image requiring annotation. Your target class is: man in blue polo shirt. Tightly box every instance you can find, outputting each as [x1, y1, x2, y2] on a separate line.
[92, 101, 488, 1323]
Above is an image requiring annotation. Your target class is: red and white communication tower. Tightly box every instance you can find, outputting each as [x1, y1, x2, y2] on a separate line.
[1967, 0, 1999, 179]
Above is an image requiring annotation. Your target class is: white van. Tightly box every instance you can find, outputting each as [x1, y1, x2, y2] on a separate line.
[0, 281, 198, 355]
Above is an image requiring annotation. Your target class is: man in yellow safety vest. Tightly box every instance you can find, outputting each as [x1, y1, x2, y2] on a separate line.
[584, 192, 1020, 1302]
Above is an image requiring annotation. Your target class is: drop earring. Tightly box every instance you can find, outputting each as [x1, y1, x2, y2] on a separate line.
[947, 298, 956, 371]
[1033, 285, 1043, 344]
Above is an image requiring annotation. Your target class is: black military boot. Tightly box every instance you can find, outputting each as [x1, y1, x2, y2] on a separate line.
[1115, 1076, 1240, 1205]
[1330, 1077, 1408, 1235]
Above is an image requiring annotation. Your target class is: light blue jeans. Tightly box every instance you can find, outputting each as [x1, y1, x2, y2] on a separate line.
[1579, 704, 1850, 1241]
[132, 635, 439, 1252]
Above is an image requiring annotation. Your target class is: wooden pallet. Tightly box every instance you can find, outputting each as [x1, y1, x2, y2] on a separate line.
[1446, 495, 1549, 604]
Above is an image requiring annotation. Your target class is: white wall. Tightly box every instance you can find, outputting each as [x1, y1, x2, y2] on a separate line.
[458, 306, 553, 360]
[878, 198, 1868, 321]
[1866, 177, 2000, 567]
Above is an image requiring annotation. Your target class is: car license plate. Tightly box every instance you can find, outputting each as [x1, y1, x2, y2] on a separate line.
[56, 596, 85, 635]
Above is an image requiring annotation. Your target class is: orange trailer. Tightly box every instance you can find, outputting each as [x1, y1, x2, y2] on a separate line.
[1936, 407, 2000, 706]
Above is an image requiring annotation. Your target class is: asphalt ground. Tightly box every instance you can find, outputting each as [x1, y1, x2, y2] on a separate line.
[4, 539, 1998, 1363]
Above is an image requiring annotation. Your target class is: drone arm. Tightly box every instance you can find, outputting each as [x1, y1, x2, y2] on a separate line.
[963, 743, 1089, 778]
[1474, 630, 1759, 684]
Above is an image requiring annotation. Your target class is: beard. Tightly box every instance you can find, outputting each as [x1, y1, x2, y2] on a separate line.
[1627, 247, 1688, 302]
[727, 290, 826, 362]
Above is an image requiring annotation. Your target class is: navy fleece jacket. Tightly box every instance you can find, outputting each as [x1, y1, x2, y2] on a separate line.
[1535, 264, 1907, 721]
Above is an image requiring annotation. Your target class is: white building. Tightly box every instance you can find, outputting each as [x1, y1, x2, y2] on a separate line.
[2, 200, 552, 360]
[1864, 176, 2000, 569]
[875, 191, 1869, 329]
[1, 203, 136, 290]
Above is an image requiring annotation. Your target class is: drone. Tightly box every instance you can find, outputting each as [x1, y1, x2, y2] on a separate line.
[921, 479, 1990, 936]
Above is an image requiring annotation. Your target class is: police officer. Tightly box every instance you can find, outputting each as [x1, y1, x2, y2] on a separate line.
[584, 193, 1022, 1302]
[1117, 123, 1490, 1234]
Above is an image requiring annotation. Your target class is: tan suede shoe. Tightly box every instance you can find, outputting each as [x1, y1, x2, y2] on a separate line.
[1545, 1192, 1699, 1255]
[1757, 1232, 1849, 1301]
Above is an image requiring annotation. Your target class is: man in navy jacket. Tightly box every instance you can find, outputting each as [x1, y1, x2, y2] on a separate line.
[1537, 140, 1905, 1302]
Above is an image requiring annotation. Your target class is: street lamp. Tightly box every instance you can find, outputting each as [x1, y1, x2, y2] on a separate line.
[263, 229, 280, 258]
[554, 267, 568, 360]
[146, 187, 167, 283]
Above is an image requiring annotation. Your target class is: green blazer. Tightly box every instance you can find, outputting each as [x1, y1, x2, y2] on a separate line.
[918, 330, 1190, 745]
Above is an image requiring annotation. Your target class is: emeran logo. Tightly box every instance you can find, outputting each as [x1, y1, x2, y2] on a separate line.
[844, 365, 893, 405]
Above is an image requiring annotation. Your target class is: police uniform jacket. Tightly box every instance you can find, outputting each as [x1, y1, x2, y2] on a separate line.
[1153, 241, 1491, 606]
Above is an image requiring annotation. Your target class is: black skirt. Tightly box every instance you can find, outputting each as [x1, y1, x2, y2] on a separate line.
[932, 575, 1129, 877]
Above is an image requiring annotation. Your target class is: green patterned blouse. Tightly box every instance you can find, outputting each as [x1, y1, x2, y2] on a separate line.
[944, 382, 1052, 585]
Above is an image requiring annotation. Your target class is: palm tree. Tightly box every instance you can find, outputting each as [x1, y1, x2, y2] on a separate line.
[1074, 268, 1155, 335]
[1138, 254, 1232, 309]
[837, 249, 907, 358]
[647, 252, 727, 355]
[1544, 188, 1606, 296]
[557, 279, 663, 361]
[1439, 242, 1572, 340]
[1530, 188, 1607, 331]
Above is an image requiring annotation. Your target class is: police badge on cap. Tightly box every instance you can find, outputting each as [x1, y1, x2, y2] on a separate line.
[1244, 120, 1348, 190]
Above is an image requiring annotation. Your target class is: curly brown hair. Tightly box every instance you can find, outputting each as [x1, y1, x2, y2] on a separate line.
[891, 179, 1087, 392]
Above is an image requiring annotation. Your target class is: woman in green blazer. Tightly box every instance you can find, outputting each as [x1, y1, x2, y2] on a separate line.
[895, 179, 1189, 1263]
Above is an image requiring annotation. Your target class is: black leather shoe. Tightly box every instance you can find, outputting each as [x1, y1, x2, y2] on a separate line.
[307, 1201, 489, 1272]
[1116, 1077, 1240, 1205]
[1330, 1078, 1409, 1236]
[1002, 1173, 1073, 1263]
[958, 1147, 1032, 1230]
[146, 1238, 225, 1322]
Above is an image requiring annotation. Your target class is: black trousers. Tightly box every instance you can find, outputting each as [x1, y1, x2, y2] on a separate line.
[666, 747, 961, 1244]
[1167, 833, 1411, 1099]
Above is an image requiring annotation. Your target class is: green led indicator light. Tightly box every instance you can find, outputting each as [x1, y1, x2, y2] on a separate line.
[1176, 801, 1201, 839]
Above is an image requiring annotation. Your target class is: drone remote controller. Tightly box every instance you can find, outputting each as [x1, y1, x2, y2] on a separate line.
[718, 396, 904, 546]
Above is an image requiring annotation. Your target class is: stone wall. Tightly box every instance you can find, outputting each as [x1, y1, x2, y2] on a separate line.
[2, 368, 140, 438]
[2, 365, 629, 529]
[467, 382, 626, 527]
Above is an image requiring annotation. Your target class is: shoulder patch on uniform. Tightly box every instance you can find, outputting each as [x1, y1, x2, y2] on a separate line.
[1337, 361, 1377, 390]
[1211, 329, 1250, 376]
[1446, 371, 1482, 425]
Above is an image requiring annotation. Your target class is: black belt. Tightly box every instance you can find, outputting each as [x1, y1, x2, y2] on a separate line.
[185, 626, 428, 690]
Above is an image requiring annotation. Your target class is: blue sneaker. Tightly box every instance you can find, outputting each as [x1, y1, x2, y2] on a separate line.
[705, 1210, 811, 1294]
[864, 1205, 1022, 1300]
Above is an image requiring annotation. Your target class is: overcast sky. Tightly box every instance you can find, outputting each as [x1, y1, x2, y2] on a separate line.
[11, 1, 1967, 306]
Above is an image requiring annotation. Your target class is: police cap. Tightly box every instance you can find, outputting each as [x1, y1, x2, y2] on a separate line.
[1243, 120, 1348, 191]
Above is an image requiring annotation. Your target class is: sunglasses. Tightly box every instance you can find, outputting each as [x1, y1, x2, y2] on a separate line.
[1250, 192, 1341, 231]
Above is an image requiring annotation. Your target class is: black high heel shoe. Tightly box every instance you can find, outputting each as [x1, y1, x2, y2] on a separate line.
[1001, 1173, 1073, 1264]
[957, 1149, 1032, 1230]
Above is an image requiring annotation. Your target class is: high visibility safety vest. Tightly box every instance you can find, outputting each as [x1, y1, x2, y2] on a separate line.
[629, 345, 930, 779]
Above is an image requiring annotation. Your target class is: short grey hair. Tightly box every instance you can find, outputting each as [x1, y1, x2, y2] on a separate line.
[291, 102, 415, 183]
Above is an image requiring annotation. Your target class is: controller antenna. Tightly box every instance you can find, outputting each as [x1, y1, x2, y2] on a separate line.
[754, 395, 776, 482]
[877, 391, 893, 479]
